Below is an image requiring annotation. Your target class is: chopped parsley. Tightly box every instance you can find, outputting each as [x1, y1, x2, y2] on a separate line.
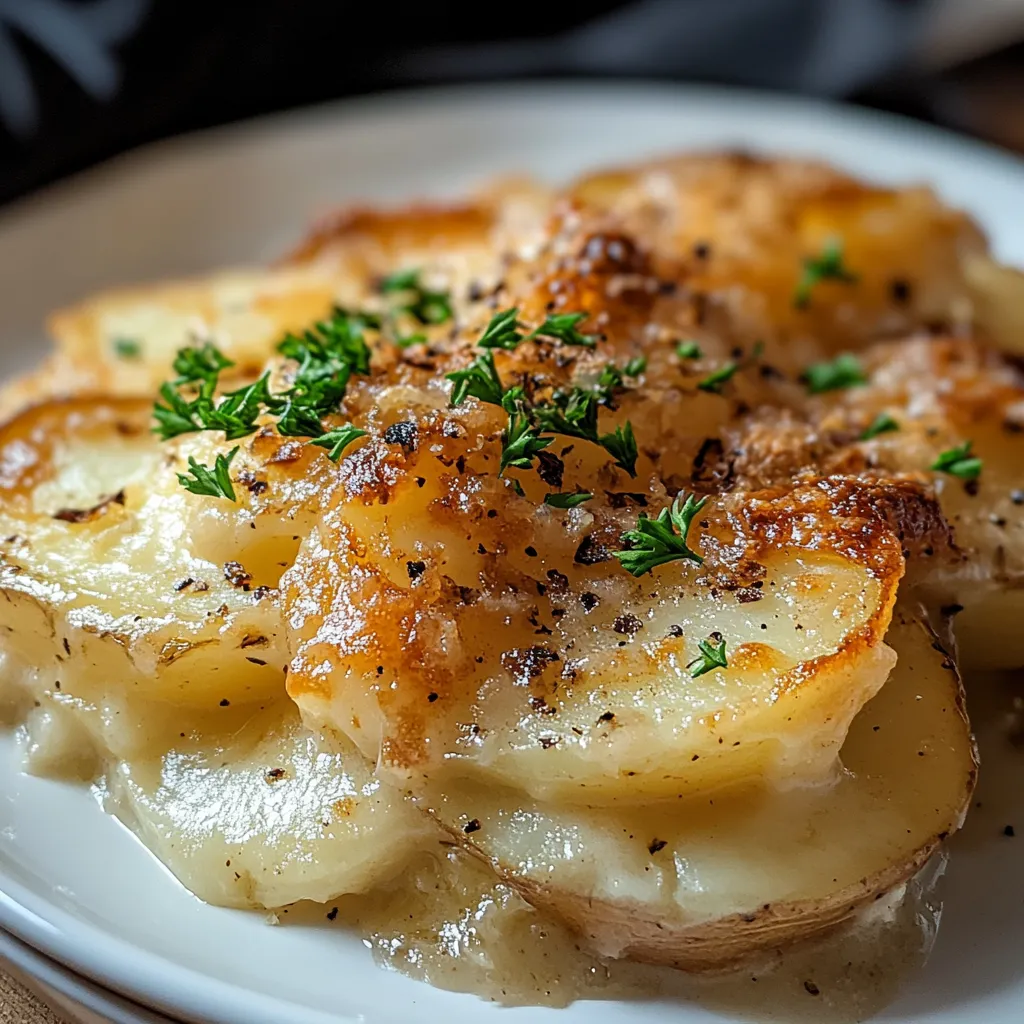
[156, 307, 381, 495]
[447, 350, 505, 407]
[931, 441, 983, 480]
[614, 492, 707, 576]
[477, 308, 524, 350]
[501, 408, 554, 473]
[530, 311, 596, 348]
[676, 340, 702, 360]
[697, 362, 738, 394]
[173, 342, 233, 383]
[475, 307, 597, 352]
[803, 353, 867, 394]
[310, 425, 368, 462]
[379, 268, 453, 325]
[447, 318, 641, 477]
[860, 412, 899, 441]
[794, 239, 858, 309]
[177, 447, 239, 501]
[696, 343, 762, 395]
[112, 337, 141, 360]
[688, 634, 728, 677]
[544, 491, 593, 509]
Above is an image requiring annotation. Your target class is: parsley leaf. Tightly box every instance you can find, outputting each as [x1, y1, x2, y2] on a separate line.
[697, 362, 738, 394]
[112, 337, 141, 360]
[204, 372, 273, 440]
[477, 308, 525, 350]
[177, 447, 239, 502]
[623, 356, 647, 377]
[173, 343, 234, 383]
[500, 409, 553, 474]
[614, 492, 707, 576]
[931, 441, 983, 480]
[153, 381, 210, 441]
[447, 350, 505, 407]
[528, 311, 596, 348]
[803, 353, 867, 394]
[379, 269, 453, 325]
[860, 412, 899, 441]
[794, 239, 858, 309]
[544, 491, 593, 508]
[688, 634, 728, 677]
[310, 425, 368, 462]
[676, 340, 702, 360]
[599, 423, 638, 476]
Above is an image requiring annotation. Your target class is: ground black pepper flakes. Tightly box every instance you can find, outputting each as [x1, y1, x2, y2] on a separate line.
[613, 613, 643, 636]
[574, 535, 611, 565]
[648, 838, 667, 854]
[580, 592, 600, 612]
[536, 451, 565, 489]
[804, 981, 821, 997]
[889, 278, 912, 305]
[406, 560, 427, 581]
[384, 420, 418, 452]
[464, 819, 481, 834]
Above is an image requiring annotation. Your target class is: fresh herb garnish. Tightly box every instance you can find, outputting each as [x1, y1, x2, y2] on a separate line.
[476, 308, 525, 350]
[475, 307, 597, 351]
[530, 311, 596, 348]
[447, 312, 638, 477]
[379, 268, 453, 325]
[447, 350, 505, 407]
[803, 353, 867, 394]
[599, 422, 638, 476]
[614, 492, 707, 576]
[931, 441, 983, 480]
[688, 634, 728, 678]
[860, 412, 899, 441]
[697, 362, 738, 394]
[794, 239, 858, 309]
[177, 447, 239, 502]
[544, 491, 593, 509]
[173, 342, 233, 383]
[112, 337, 141, 360]
[157, 307, 381, 495]
[676, 341, 702, 360]
[500, 408, 553, 474]
[310, 425, 368, 462]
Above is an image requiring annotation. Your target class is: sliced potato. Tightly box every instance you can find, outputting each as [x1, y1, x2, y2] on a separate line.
[107, 703, 438, 908]
[284, 411, 911, 804]
[410, 608, 975, 970]
[0, 398, 328, 759]
[570, 152, 987, 361]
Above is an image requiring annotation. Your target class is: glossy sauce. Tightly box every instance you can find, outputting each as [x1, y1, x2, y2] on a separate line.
[271, 843, 941, 1021]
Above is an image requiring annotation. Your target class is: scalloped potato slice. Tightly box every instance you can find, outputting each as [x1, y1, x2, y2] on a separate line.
[414, 609, 975, 970]
[107, 703, 438, 909]
[569, 153, 986, 361]
[284, 423, 905, 804]
[810, 337, 1024, 668]
[0, 266, 342, 416]
[0, 399, 326, 759]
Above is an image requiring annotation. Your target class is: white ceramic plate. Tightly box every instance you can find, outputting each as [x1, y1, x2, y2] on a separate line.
[0, 928, 177, 1024]
[0, 81, 1022, 1024]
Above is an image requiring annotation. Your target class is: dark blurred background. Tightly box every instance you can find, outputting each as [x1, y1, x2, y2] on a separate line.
[1, 0, 1024, 208]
